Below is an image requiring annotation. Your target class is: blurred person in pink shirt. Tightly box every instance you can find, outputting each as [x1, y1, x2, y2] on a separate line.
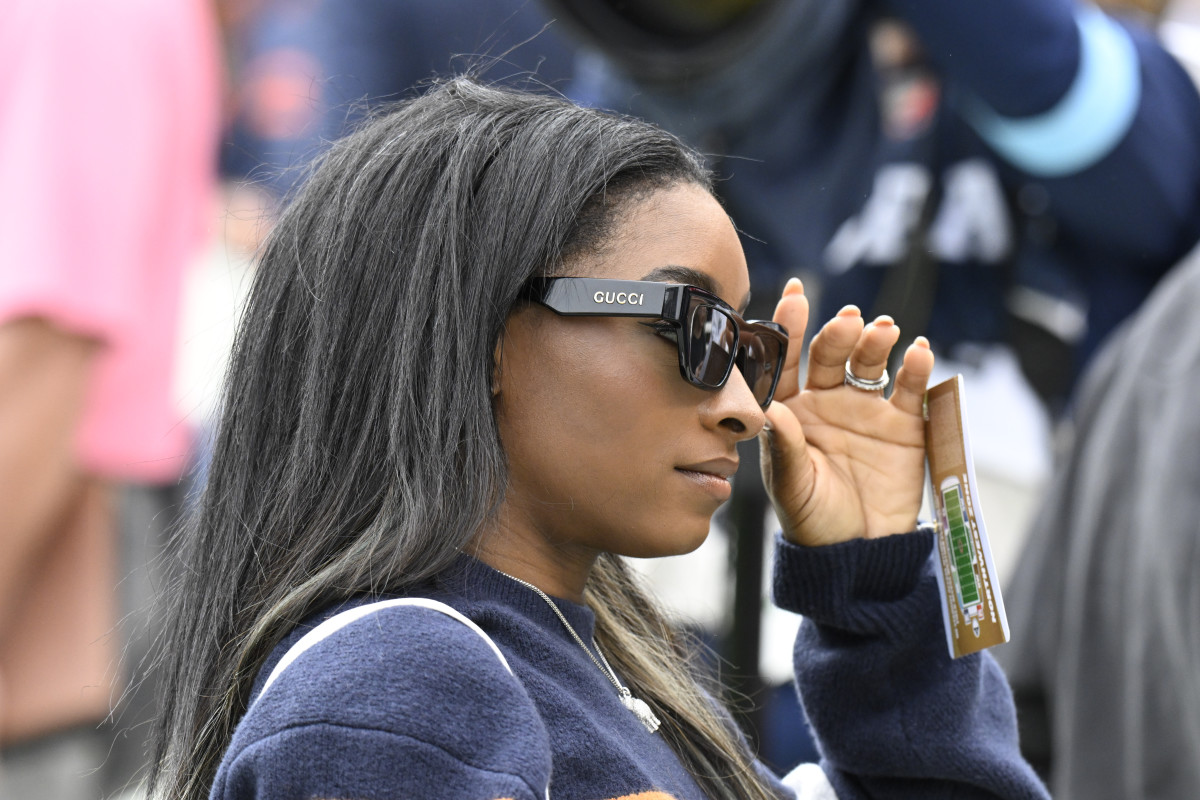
[0, 0, 220, 796]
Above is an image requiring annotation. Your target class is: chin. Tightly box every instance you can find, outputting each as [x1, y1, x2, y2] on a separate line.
[622, 517, 713, 559]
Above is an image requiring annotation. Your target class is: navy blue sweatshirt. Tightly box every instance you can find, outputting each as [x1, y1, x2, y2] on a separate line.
[211, 530, 1048, 799]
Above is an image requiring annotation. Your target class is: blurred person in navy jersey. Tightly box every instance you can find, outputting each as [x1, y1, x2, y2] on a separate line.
[543, 0, 1200, 413]
[0, 0, 220, 797]
[222, 0, 578, 206]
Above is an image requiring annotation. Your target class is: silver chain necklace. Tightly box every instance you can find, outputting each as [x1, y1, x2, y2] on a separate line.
[498, 570, 661, 734]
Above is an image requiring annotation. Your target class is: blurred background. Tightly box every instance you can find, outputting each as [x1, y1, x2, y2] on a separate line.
[4, 0, 1200, 797]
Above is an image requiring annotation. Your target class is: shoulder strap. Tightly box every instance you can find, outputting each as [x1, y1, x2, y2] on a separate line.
[254, 597, 513, 707]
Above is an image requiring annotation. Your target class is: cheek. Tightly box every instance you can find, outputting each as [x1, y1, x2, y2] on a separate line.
[496, 318, 718, 556]
[497, 323, 680, 500]
[501, 332, 665, 479]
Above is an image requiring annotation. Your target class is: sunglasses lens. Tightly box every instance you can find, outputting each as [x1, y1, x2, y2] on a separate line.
[738, 329, 785, 407]
[685, 304, 737, 388]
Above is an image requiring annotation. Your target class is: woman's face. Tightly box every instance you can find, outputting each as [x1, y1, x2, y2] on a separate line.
[493, 183, 766, 566]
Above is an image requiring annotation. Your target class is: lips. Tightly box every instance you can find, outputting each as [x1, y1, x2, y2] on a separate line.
[675, 457, 739, 481]
[674, 457, 740, 503]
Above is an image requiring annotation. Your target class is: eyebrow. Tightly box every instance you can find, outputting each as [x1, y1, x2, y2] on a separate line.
[640, 266, 752, 314]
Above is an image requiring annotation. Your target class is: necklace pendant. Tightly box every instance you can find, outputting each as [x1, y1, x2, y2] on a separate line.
[620, 688, 661, 733]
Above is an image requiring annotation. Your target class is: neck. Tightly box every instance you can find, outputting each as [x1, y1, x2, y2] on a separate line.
[470, 513, 599, 602]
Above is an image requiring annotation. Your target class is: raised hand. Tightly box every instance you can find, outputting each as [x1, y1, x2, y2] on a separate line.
[759, 278, 935, 546]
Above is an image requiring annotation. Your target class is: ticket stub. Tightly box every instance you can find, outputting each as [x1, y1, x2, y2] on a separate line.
[924, 375, 1010, 658]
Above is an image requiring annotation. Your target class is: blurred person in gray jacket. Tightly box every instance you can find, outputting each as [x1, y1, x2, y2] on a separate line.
[997, 240, 1200, 798]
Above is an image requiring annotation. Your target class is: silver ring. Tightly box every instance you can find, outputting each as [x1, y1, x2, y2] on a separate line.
[844, 361, 889, 391]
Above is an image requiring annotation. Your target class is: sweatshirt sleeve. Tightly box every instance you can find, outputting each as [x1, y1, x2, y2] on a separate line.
[773, 529, 1049, 799]
[210, 606, 551, 800]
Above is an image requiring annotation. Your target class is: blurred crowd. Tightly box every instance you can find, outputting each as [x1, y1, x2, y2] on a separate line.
[2, 0, 1200, 798]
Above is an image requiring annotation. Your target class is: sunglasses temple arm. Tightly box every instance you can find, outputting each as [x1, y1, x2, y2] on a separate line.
[537, 279, 679, 319]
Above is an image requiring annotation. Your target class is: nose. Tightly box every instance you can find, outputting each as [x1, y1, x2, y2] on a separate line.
[700, 365, 766, 440]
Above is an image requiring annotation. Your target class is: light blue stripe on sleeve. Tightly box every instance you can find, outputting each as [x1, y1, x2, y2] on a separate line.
[964, 5, 1141, 177]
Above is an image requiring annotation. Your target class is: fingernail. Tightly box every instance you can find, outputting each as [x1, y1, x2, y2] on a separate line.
[784, 277, 804, 295]
[872, 315, 894, 327]
[837, 305, 861, 317]
[914, 336, 931, 348]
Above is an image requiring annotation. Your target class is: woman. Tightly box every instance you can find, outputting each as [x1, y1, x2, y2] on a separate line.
[149, 79, 1046, 799]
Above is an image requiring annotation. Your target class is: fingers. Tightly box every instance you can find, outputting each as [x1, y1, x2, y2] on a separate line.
[847, 315, 899, 384]
[804, 306, 863, 389]
[771, 277, 809, 402]
[806, 307, 900, 391]
[783, 294, 933, 412]
[889, 336, 936, 416]
[759, 399, 811, 512]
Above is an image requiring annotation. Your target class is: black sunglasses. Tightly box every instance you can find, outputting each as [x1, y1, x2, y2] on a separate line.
[524, 277, 788, 409]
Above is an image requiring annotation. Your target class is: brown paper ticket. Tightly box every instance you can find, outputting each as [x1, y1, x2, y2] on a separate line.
[924, 375, 1010, 658]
